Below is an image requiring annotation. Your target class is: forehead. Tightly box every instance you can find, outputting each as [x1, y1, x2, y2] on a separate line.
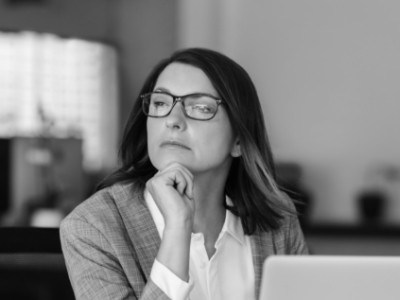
[154, 62, 218, 96]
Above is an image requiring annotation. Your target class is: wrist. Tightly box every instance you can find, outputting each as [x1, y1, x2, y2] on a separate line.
[164, 216, 193, 231]
[164, 220, 193, 232]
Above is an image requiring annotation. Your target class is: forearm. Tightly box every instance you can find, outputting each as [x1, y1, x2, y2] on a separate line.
[156, 225, 192, 282]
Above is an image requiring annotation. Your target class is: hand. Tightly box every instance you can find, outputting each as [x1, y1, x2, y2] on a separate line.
[146, 162, 195, 230]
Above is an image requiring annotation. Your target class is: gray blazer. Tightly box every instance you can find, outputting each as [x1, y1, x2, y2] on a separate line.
[60, 182, 308, 300]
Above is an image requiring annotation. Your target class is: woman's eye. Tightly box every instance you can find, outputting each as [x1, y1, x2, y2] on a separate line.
[193, 105, 213, 113]
[152, 101, 168, 107]
[152, 100, 168, 107]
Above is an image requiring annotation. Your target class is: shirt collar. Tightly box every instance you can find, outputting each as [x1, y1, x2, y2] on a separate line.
[144, 189, 245, 245]
[223, 196, 246, 245]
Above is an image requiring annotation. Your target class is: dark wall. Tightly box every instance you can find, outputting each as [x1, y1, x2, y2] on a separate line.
[0, 0, 111, 40]
[0, 139, 10, 213]
[113, 1, 178, 136]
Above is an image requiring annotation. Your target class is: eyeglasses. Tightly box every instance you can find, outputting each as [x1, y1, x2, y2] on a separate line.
[141, 91, 224, 121]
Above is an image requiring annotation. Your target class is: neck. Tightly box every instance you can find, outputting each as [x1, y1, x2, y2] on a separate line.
[191, 171, 227, 238]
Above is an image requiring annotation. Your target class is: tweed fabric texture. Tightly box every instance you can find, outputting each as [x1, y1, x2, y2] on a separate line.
[60, 182, 308, 300]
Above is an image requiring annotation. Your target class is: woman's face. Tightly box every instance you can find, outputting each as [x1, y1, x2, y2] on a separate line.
[146, 62, 240, 176]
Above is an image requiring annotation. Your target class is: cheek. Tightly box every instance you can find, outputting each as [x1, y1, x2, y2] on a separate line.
[197, 124, 235, 158]
[146, 119, 159, 142]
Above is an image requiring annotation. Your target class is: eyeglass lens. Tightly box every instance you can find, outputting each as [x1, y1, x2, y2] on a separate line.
[144, 93, 219, 120]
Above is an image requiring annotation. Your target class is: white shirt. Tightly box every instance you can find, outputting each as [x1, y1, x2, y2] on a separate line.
[145, 189, 255, 300]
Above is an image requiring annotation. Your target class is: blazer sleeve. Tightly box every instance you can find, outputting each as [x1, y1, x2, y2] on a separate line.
[286, 210, 309, 255]
[60, 215, 171, 300]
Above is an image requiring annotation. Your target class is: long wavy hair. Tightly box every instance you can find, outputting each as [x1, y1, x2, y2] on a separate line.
[97, 48, 294, 234]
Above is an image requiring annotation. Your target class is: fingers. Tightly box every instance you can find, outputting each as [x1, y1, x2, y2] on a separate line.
[156, 162, 194, 200]
[172, 172, 189, 198]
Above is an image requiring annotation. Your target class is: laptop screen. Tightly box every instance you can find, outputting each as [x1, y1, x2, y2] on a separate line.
[260, 255, 400, 300]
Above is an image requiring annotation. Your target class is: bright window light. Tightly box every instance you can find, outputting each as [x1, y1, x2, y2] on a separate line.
[0, 31, 118, 171]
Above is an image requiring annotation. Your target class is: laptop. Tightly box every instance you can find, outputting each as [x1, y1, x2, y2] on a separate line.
[259, 255, 400, 300]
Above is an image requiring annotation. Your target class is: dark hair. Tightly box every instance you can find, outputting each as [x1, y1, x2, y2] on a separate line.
[97, 48, 295, 234]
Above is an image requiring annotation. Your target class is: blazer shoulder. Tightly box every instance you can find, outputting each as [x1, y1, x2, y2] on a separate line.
[270, 192, 308, 254]
[61, 182, 144, 230]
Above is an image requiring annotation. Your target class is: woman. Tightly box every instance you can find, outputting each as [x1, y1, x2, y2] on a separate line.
[60, 48, 308, 300]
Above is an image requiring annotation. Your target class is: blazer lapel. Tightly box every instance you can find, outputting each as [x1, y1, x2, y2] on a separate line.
[112, 183, 161, 281]
[250, 229, 276, 299]
[114, 182, 279, 298]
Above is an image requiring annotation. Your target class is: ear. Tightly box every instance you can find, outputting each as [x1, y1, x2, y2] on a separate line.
[230, 137, 241, 157]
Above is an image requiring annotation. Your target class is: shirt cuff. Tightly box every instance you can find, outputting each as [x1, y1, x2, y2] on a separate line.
[150, 259, 194, 300]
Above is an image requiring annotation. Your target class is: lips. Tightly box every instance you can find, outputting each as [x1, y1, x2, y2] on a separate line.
[160, 140, 191, 150]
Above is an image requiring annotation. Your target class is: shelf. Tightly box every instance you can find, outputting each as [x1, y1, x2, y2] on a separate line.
[303, 223, 400, 238]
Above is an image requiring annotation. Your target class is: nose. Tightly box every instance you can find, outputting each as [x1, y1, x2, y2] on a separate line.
[165, 99, 186, 130]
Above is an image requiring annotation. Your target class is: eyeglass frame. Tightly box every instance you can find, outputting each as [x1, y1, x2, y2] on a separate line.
[140, 91, 225, 121]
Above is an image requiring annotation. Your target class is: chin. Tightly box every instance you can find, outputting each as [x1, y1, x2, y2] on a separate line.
[150, 154, 192, 171]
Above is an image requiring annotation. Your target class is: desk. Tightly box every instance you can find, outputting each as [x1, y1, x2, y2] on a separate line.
[0, 227, 74, 300]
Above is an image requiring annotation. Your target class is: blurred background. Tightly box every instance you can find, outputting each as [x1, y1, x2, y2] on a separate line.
[1, 0, 400, 257]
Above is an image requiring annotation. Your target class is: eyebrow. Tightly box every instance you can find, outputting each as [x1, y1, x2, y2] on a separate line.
[153, 87, 220, 98]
